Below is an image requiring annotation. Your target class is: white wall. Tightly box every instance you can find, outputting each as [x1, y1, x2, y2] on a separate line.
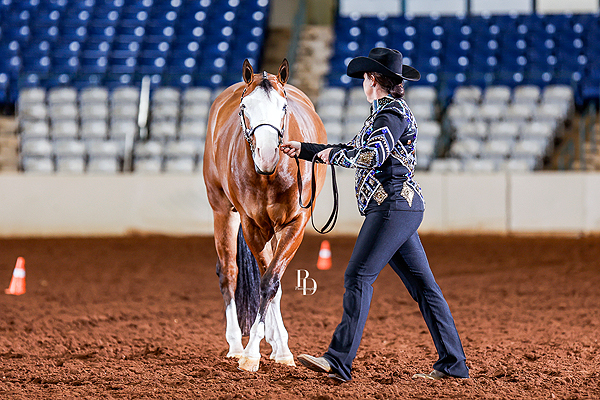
[337, 0, 599, 16]
[1, 170, 600, 237]
[339, 0, 402, 16]
[537, 0, 599, 14]
[405, 0, 466, 16]
[0, 174, 213, 237]
[470, 0, 533, 14]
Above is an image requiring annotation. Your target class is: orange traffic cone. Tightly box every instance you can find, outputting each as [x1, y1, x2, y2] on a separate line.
[5, 257, 26, 295]
[317, 240, 332, 270]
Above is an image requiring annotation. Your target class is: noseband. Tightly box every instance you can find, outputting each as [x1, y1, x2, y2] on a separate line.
[239, 74, 288, 153]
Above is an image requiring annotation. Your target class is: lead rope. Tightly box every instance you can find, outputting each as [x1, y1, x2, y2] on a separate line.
[295, 154, 339, 234]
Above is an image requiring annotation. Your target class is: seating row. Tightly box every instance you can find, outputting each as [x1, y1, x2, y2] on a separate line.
[21, 137, 204, 174]
[328, 13, 600, 106]
[314, 83, 573, 172]
[0, 0, 269, 103]
[18, 84, 219, 173]
[16, 80, 574, 173]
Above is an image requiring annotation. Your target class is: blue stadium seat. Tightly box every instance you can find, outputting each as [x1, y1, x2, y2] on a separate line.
[80, 53, 108, 75]
[111, 40, 140, 58]
[140, 40, 170, 58]
[581, 68, 600, 103]
[170, 40, 202, 60]
[467, 15, 491, 36]
[444, 55, 470, 73]
[525, 67, 554, 88]
[138, 55, 166, 76]
[327, 12, 600, 107]
[0, 55, 22, 79]
[0, 73, 10, 103]
[108, 55, 137, 75]
[114, 25, 146, 43]
[0, 40, 21, 58]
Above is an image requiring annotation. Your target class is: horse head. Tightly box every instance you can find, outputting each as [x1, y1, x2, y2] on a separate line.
[239, 58, 290, 175]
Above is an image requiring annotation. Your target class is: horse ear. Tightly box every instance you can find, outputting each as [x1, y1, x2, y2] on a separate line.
[243, 59, 254, 84]
[278, 58, 290, 85]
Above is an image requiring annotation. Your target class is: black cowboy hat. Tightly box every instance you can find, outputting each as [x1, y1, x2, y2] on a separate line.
[347, 47, 421, 82]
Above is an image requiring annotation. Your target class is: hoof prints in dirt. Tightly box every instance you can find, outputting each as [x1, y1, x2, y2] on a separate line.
[0, 235, 599, 399]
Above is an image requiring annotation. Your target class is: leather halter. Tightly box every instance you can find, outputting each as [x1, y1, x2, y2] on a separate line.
[238, 74, 288, 153]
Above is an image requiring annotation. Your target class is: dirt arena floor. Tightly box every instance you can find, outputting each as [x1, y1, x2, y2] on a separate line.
[0, 233, 598, 399]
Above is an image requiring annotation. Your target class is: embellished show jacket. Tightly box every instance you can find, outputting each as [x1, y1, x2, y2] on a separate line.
[298, 95, 424, 216]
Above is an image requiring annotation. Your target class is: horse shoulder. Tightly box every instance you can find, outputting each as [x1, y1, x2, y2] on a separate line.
[287, 103, 327, 144]
[205, 84, 247, 182]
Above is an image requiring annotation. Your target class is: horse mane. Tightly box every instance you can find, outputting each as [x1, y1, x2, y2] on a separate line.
[258, 75, 273, 97]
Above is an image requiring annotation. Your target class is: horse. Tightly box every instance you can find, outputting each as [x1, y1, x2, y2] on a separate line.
[202, 59, 327, 372]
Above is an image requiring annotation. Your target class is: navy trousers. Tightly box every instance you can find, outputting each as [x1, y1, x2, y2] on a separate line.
[323, 209, 469, 381]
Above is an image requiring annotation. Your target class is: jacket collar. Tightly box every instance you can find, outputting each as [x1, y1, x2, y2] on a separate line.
[371, 95, 395, 114]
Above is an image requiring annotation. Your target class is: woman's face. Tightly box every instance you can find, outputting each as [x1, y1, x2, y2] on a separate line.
[362, 73, 377, 103]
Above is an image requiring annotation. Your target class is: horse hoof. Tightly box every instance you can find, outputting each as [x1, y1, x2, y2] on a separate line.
[226, 351, 243, 359]
[238, 356, 260, 372]
[275, 356, 296, 366]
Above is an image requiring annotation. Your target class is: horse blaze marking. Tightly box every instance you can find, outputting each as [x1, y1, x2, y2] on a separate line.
[295, 269, 317, 295]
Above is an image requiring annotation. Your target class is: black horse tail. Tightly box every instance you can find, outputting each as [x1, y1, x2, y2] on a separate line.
[235, 225, 261, 336]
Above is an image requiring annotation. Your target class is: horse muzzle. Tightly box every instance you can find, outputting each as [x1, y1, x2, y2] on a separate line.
[249, 124, 282, 175]
[253, 149, 280, 175]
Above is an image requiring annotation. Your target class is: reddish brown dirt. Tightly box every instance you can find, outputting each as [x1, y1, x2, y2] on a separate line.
[0, 234, 599, 399]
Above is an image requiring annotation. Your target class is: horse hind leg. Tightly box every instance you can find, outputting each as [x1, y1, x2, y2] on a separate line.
[265, 285, 295, 366]
[236, 229, 268, 372]
[224, 299, 244, 358]
[216, 259, 244, 359]
[235, 227, 261, 337]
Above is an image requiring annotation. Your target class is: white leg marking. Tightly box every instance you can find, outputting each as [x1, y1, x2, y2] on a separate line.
[266, 286, 295, 365]
[225, 300, 244, 358]
[238, 314, 264, 372]
[265, 288, 280, 360]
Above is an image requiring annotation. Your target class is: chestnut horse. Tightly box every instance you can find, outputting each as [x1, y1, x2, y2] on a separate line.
[203, 59, 327, 372]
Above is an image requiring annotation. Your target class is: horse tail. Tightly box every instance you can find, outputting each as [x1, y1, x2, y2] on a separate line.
[235, 225, 261, 336]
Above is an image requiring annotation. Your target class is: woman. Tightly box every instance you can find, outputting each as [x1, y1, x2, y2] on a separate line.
[281, 48, 469, 382]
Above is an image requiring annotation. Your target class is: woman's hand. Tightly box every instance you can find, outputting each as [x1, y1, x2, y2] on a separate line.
[281, 141, 301, 158]
[318, 148, 332, 164]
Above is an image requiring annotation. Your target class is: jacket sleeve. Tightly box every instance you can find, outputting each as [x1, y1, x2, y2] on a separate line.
[298, 143, 330, 161]
[298, 142, 350, 162]
[328, 109, 408, 169]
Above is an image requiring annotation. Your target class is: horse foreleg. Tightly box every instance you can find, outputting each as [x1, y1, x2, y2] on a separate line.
[238, 270, 278, 372]
[238, 260, 279, 372]
[238, 219, 305, 372]
[238, 313, 265, 372]
[263, 218, 312, 366]
[237, 258, 272, 372]
[265, 285, 295, 365]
